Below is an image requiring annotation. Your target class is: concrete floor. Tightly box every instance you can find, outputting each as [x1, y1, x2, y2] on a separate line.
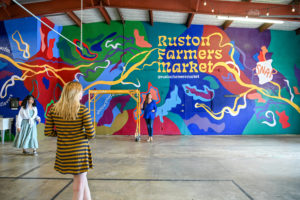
[0, 135, 300, 200]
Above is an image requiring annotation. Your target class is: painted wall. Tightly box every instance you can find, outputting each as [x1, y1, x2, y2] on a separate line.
[0, 17, 300, 135]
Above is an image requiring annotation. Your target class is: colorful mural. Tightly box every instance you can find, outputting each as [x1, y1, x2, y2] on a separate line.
[0, 17, 300, 135]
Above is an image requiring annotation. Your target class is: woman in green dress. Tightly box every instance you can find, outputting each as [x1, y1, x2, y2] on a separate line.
[13, 95, 41, 155]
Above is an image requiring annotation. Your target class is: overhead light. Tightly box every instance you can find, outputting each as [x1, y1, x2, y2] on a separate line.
[217, 16, 284, 24]
[292, 7, 295, 12]
[203, 1, 207, 6]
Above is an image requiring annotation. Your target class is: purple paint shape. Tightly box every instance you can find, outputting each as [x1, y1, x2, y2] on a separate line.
[294, 65, 300, 87]
[0, 70, 13, 79]
[110, 52, 127, 72]
[97, 95, 131, 126]
[184, 114, 225, 133]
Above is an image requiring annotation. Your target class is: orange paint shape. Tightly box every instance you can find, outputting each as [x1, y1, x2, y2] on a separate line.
[247, 92, 266, 103]
[134, 29, 152, 48]
[293, 86, 300, 95]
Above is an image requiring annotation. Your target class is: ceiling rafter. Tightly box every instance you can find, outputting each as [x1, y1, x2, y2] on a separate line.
[1, 1, 11, 18]
[2, 0, 11, 5]
[186, 13, 194, 28]
[116, 7, 124, 24]
[98, 0, 111, 24]
[149, 10, 153, 26]
[258, 23, 273, 32]
[66, 11, 81, 27]
[1, 0, 299, 22]
[221, 20, 233, 30]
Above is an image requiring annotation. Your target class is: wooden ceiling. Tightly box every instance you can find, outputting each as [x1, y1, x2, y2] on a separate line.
[1, 0, 300, 33]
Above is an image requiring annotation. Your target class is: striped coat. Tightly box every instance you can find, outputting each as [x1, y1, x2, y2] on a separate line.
[44, 105, 95, 175]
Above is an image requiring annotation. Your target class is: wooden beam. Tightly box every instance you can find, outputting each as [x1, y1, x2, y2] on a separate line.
[0, 0, 92, 21]
[90, 0, 98, 6]
[1, 1, 11, 18]
[66, 11, 81, 27]
[98, 0, 111, 24]
[296, 27, 300, 35]
[0, 0, 299, 22]
[116, 7, 124, 24]
[2, 0, 11, 5]
[258, 23, 273, 32]
[221, 20, 233, 30]
[149, 10, 153, 26]
[186, 13, 194, 28]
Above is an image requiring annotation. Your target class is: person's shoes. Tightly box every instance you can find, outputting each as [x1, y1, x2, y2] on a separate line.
[147, 138, 151, 142]
[150, 137, 153, 142]
[33, 150, 38, 156]
[22, 150, 30, 155]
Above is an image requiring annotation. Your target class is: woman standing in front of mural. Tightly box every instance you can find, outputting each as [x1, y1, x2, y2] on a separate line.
[44, 81, 95, 200]
[13, 95, 41, 155]
[142, 93, 157, 142]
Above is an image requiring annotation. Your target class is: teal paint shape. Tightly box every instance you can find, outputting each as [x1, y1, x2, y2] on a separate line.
[203, 76, 219, 90]
[167, 112, 191, 135]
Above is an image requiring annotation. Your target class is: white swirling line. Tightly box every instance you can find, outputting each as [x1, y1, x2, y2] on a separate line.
[262, 111, 276, 127]
[0, 75, 24, 98]
[74, 60, 111, 81]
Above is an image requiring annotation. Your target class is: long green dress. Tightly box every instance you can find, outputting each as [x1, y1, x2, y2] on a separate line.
[13, 109, 38, 149]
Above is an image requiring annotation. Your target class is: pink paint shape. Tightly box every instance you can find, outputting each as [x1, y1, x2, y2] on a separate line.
[275, 110, 290, 129]
[247, 92, 266, 103]
[134, 29, 152, 48]
[186, 86, 214, 100]
[40, 28, 46, 52]
[293, 86, 300, 95]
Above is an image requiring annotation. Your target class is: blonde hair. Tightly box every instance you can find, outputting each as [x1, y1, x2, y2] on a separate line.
[52, 81, 83, 120]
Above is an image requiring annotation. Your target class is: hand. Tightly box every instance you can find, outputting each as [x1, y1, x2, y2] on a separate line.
[17, 128, 21, 133]
[152, 110, 155, 112]
[37, 118, 41, 123]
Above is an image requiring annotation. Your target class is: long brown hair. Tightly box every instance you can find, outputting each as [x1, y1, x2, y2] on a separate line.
[143, 93, 151, 109]
[52, 82, 82, 120]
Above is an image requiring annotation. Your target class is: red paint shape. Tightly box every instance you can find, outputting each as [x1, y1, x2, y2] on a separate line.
[73, 39, 98, 61]
[134, 29, 152, 48]
[293, 86, 300, 95]
[114, 109, 181, 135]
[247, 92, 266, 103]
[22, 58, 79, 111]
[258, 46, 268, 62]
[47, 38, 55, 59]
[275, 110, 290, 129]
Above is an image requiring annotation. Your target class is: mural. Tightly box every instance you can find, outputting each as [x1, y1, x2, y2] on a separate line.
[0, 17, 300, 135]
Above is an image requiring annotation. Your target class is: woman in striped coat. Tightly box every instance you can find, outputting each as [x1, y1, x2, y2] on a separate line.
[45, 81, 95, 200]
